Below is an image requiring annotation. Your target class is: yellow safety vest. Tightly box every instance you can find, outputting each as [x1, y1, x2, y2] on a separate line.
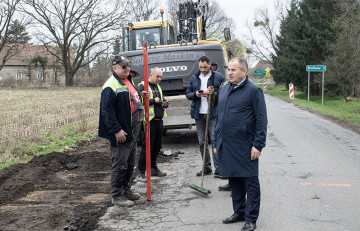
[139, 81, 167, 121]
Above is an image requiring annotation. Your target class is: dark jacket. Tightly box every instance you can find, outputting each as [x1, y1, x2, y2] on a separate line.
[138, 82, 166, 118]
[98, 73, 136, 142]
[214, 77, 267, 177]
[185, 68, 225, 119]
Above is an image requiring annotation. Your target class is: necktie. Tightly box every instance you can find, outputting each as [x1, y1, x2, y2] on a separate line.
[229, 84, 234, 93]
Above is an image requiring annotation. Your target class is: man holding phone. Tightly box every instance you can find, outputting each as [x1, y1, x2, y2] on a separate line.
[137, 67, 170, 182]
[186, 56, 225, 177]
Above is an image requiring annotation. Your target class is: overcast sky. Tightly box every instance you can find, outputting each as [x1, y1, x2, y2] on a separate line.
[213, 0, 279, 67]
[214, 0, 277, 38]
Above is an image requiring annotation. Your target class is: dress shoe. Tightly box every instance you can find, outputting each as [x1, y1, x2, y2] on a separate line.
[213, 170, 221, 178]
[241, 222, 257, 231]
[223, 213, 245, 224]
[218, 183, 232, 191]
[220, 175, 228, 179]
[196, 168, 212, 177]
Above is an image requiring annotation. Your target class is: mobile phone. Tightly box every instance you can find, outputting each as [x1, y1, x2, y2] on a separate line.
[198, 90, 204, 93]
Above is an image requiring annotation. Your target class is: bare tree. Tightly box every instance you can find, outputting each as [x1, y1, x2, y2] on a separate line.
[202, 0, 234, 40]
[23, 0, 129, 86]
[245, 8, 277, 65]
[127, 0, 158, 22]
[225, 39, 245, 58]
[0, 0, 30, 71]
[244, 0, 290, 65]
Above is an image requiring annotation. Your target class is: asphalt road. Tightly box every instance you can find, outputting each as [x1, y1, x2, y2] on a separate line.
[97, 94, 360, 231]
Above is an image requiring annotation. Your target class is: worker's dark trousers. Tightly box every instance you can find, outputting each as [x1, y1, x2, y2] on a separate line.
[138, 119, 163, 173]
[110, 122, 141, 198]
[229, 176, 260, 223]
[195, 114, 218, 172]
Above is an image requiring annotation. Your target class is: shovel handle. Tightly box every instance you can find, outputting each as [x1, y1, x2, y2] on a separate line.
[200, 94, 211, 187]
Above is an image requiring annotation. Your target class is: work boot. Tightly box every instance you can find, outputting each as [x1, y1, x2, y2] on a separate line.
[124, 188, 140, 201]
[111, 195, 134, 207]
[137, 172, 146, 182]
[151, 168, 167, 177]
[196, 168, 212, 177]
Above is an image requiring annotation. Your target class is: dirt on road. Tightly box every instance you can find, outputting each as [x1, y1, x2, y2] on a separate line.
[0, 138, 124, 231]
[0, 128, 187, 231]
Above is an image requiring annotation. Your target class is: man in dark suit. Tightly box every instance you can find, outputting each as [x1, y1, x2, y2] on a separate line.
[214, 57, 268, 231]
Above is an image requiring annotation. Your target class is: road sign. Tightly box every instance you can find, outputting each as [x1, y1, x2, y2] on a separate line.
[306, 65, 326, 72]
[265, 67, 270, 72]
[307, 65, 326, 106]
[265, 72, 270, 77]
[254, 70, 266, 75]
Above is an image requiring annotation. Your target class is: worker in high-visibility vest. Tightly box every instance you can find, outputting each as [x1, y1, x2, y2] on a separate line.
[137, 67, 169, 182]
[98, 55, 146, 207]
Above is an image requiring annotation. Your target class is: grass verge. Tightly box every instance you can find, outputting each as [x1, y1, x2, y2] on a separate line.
[264, 85, 360, 127]
[0, 118, 98, 171]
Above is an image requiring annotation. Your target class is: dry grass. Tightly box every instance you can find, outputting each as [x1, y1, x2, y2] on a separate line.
[0, 88, 100, 156]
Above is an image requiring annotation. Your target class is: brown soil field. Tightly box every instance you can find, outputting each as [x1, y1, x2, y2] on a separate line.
[0, 138, 112, 231]
[0, 137, 173, 231]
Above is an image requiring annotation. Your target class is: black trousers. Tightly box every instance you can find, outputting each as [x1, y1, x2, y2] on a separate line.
[110, 122, 141, 197]
[228, 176, 261, 223]
[138, 119, 163, 173]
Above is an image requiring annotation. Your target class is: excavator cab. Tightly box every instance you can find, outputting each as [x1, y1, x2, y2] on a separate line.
[122, 20, 176, 51]
[118, 1, 232, 132]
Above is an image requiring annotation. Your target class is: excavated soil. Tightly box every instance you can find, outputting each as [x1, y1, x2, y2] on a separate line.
[0, 138, 127, 231]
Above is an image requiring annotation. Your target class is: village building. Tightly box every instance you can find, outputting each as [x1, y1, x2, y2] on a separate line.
[0, 44, 65, 86]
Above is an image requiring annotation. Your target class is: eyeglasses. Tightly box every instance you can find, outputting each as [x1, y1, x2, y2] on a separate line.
[121, 64, 131, 69]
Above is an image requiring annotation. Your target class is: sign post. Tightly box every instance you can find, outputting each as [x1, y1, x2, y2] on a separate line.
[254, 70, 266, 76]
[306, 65, 326, 106]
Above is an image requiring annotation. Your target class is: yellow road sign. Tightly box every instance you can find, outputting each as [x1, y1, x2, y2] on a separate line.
[266, 72, 270, 77]
[265, 67, 270, 72]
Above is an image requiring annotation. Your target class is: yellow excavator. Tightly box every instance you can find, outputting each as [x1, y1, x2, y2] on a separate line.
[119, 0, 231, 132]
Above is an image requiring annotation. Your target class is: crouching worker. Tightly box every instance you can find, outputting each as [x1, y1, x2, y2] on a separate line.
[137, 67, 170, 182]
[98, 55, 145, 207]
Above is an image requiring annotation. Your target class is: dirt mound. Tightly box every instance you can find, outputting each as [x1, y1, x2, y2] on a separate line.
[0, 138, 112, 231]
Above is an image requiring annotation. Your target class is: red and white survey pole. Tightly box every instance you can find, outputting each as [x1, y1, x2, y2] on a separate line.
[289, 83, 294, 100]
[264, 79, 267, 90]
[143, 42, 151, 201]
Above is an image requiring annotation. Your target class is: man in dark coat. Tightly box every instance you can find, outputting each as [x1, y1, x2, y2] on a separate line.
[214, 57, 267, 231]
